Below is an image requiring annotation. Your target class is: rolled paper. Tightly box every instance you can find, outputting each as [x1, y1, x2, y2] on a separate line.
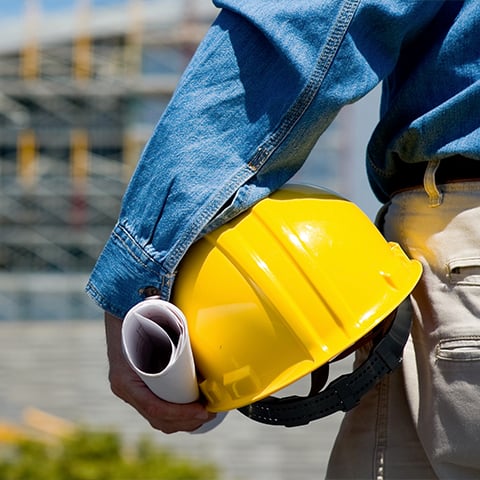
[122, 297, 226, 433]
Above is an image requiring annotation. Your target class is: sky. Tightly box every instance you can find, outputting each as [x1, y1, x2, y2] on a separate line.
[0, 0, 148, 17]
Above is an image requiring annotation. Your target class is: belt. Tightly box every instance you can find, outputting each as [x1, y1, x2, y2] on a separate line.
[435, 155, 480, 184]
[392, 155, 480, 195]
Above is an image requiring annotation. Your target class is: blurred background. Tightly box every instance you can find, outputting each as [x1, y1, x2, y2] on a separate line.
[0, 0, 221, 320]
[0, 1, 381, 479]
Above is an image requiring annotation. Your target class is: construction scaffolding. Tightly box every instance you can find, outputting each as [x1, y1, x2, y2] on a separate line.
[0, 0, 217, 272]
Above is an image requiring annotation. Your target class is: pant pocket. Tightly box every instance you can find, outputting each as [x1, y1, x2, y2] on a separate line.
[447, 257, 480, 286]
[435, 337, 480, 361]
[428, 335, 480, 471]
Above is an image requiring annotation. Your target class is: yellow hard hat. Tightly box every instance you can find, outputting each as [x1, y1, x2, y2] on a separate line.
[171, 184, 422, 423]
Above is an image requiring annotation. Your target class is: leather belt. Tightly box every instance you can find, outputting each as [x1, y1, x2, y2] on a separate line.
[434, 155, 480, 184]
[392, 155, 480, 195]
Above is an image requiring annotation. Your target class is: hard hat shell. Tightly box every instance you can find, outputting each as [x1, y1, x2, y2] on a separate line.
[172, 184, 422, 412]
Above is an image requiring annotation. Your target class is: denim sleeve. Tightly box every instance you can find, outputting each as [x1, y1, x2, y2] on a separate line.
[86, 0, 443, 317]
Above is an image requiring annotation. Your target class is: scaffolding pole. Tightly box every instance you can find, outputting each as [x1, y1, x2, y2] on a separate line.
[73, 0, 91, 81]
[70, 129, 89, 229]
[20, 0, 41, 80]
[70, 129, 89, 183]
[17, 129, 37, 188]
[124, 0, 144, 75]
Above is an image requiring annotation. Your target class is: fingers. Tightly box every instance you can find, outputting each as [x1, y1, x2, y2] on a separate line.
[111, 363, 214, 433]
[104, 311, 215, 434]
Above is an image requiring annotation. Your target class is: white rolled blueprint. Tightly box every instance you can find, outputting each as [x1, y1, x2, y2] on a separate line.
[122, 297, 226, 433]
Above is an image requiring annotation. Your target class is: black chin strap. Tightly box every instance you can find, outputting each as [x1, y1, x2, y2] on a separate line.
[237, 310, 412, 427]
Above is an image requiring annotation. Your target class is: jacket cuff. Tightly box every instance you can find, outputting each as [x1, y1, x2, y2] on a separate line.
[85, 223, 172, 318]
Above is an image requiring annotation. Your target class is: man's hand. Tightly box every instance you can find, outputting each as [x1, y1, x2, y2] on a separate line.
[104, 311, 216, 434]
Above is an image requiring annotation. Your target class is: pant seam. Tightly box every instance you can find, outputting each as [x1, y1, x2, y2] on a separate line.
[374, 377, 389, 480]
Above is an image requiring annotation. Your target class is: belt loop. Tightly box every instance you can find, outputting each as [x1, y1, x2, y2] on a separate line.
[423, 159, 443, 207]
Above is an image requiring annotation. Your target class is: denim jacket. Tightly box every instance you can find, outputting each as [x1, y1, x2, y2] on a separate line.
[87, 0, 480, 317]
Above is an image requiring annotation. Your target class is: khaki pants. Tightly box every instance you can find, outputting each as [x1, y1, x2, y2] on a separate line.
[326, 180, 480, 479]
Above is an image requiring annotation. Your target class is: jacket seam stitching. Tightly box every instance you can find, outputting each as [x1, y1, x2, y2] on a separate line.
[248, 0, 360, 171]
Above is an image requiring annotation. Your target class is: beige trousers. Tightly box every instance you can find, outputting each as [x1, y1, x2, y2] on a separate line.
[326, 180, 480, 479]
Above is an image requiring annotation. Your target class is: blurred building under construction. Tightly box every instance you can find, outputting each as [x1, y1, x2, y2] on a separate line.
[0, 0, 372, 280]
[0, 0, 217, 272]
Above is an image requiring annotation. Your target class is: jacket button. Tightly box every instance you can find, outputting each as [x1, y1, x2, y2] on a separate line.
[139, 286, 160, 297]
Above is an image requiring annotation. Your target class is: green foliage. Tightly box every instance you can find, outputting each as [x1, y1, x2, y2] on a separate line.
[0, 428, 220, 480]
